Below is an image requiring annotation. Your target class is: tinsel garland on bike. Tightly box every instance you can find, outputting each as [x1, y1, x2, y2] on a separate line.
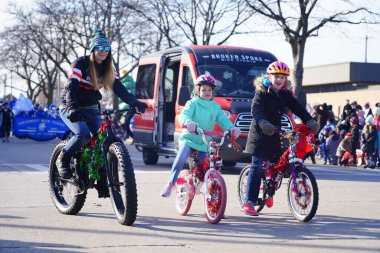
[79, 132, 106, 180]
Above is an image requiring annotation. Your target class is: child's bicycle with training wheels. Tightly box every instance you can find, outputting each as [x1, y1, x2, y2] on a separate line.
[238, 125, 319, 222]
[48, 108, 139, 226]
[175, 126, 241, 224]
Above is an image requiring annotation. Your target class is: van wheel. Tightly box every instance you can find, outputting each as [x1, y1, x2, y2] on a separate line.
[142, 148, 159, 165]
[222, 161, 237, 167]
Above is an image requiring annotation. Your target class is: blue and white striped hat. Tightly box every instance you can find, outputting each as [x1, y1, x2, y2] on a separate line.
[89, 29, 110, 53]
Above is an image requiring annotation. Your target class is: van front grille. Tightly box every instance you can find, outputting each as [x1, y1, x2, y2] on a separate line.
[234, 113, 294, 134]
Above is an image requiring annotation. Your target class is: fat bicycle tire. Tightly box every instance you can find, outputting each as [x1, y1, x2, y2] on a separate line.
[48, 140, 87, 215]
[237, 165, 266, 212]
[287, 167, 319, 222]
[204, 170, 227, 224]
[107, 142, 138, 226]
[175, 169, 193, 216]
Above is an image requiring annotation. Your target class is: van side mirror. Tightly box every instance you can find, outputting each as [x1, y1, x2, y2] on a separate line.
[297, 91, 307, 109]
[178, 86, 191, 106]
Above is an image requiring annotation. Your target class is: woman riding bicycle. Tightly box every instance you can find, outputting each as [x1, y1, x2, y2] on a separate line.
[57, 29, 147, 197]
[160, 74, 241, 197]
[243, 61, 319, 216]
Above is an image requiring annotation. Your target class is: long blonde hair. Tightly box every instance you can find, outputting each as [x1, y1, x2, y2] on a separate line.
[89, 51, 115, 91]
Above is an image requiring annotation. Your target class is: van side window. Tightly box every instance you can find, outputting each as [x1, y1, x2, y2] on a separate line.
[182, 66, 194, 96]
[164, 68, 174, 102]
[135, 64, 156, 99]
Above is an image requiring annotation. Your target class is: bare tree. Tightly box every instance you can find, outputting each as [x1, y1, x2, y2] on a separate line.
[245, 0, 380, 96]
[124, 0, 253, 46]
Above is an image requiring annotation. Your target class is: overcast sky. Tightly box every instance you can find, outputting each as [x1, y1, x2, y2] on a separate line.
[1, 0, 379, 98]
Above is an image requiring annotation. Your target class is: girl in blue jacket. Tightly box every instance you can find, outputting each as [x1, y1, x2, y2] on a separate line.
[160, 74, 241, 197]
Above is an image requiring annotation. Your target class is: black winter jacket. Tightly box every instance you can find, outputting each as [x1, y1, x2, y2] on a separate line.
[361, 125, 377, 155]
[245, 79, 312, 161]
[60, 56, 139, 111]
[350, 125, 360, 151]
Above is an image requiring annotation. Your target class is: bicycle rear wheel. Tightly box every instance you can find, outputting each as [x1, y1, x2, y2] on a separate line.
[48, 141, 86, 215]
[175, 169, 193, 216]
[237, 165, 266, 212]
[287, 167, 319, 222]
[108, 142, 137, 226]
[204, 170, 227, 224]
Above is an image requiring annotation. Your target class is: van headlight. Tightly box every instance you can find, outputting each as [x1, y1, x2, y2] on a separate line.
[222, 110, 231, 118]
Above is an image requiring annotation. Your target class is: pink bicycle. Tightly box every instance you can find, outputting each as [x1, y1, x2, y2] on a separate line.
[175, 127, 240, 224]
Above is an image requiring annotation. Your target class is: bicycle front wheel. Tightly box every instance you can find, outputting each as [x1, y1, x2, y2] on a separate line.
[237, 165, 266, 212]
[204, 170, 227, 224]
[107, 142, 137, 226]
[175, 169, 193, 216]
[287, 167, 319, 222]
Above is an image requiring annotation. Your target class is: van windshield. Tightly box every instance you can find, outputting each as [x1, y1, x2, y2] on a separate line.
[197, 65, 266, 98]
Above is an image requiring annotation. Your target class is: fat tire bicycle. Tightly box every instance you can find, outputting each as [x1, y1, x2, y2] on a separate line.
[48, 108, 138, 226]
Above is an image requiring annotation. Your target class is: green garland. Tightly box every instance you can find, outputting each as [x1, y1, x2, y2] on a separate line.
[79, 132, 106, 180]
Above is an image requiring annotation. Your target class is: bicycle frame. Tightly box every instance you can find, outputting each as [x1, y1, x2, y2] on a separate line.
[263, 129, 313, 194]
[75, 109, 137, 187]
[197, 128, 229, 200]
[177, 126, 239, 223]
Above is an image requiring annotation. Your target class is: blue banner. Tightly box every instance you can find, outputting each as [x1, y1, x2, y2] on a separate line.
[12, 115, 69, 141]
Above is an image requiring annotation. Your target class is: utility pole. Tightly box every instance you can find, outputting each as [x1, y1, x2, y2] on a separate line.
[2, 74, 6, 101]
[365, 35, 368, 63]
[10, 71, 13, 99]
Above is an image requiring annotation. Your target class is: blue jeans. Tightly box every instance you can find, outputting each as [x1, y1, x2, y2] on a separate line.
[167, 144, 207, 185]
[59, 107, 102, 156]
[245, 155, 264, 204]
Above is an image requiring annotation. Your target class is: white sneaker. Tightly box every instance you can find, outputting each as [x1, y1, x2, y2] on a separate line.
[161, 183, 174, 197]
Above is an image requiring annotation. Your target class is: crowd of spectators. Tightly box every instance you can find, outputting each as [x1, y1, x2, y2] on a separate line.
[308, 101, 380, 169]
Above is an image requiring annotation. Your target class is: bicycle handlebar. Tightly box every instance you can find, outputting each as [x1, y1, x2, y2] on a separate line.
[183, 125, 229, 147]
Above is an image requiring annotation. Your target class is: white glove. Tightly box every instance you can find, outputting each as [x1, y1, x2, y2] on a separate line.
[186, 121, 198, 132]
[230, 127, 241, 138]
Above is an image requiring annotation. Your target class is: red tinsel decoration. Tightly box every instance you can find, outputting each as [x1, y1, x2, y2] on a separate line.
[270, 124, 315, 177]
[100, 121, 111, 133]
[89, 136, 96, 148]
[193, 156, 216, 182]
[295, 124, 314, 160]
[271, 149, 290, 177]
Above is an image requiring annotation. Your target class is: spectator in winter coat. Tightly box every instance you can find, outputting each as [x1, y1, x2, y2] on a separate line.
[315, 103, 330, 132]
[374, 107, 380, 167]
[361, 115, 377, 168]
[363, 102, 373, 119]
[327, 104, 336, 124]
[323, 118, 336, 132]
[337, 133, 352, 166]
[338, 104, 357, 132]
[1, 102, 13, 143]
[326, 130, 341, 165]
[350, 116, 360, 165]
[319, 128, 331, 164]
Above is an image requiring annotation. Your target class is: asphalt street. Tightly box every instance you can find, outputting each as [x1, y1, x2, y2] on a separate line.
[0, 137, 379, 253]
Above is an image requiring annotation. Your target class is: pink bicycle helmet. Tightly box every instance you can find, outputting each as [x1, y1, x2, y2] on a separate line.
[195, 74, 216, 89]
[267, 61, 290, 76]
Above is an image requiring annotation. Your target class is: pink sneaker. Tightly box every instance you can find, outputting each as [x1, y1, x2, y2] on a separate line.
[266, 197, 273, 208]
[160, 182, 174, 197]
[241, 201, 259, 216]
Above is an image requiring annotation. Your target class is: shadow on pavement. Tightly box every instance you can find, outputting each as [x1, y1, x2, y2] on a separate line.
[0, 239, 82, 253]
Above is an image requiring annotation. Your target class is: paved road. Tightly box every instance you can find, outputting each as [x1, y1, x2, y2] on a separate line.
[0, 137, 380, 253]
